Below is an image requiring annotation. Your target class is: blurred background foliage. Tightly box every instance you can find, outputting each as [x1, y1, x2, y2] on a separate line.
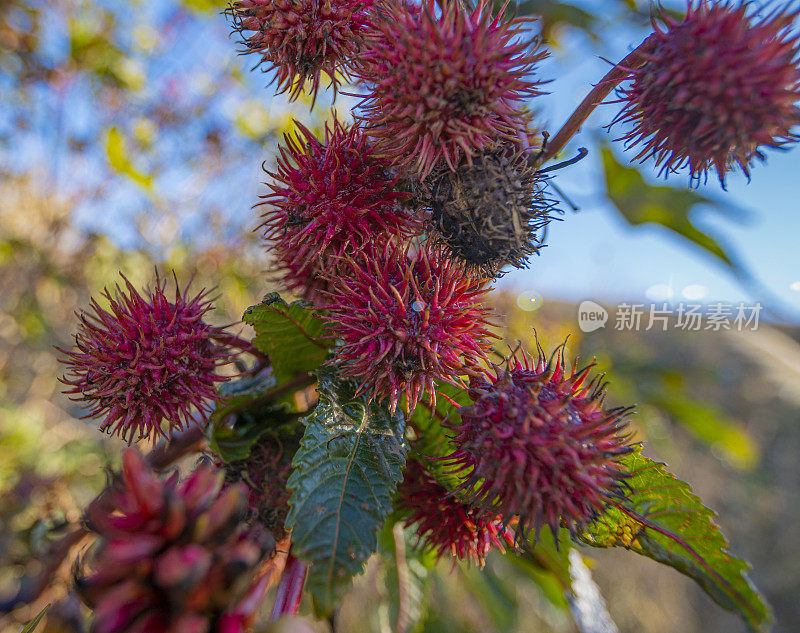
[1, 0, 799, 632]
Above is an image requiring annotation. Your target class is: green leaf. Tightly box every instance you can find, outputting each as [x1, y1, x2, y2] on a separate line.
[510, 529, 573, 609]
[580, 447, 771, 632]
[104, 127, 153, 192]
[286, 369, 407, 616]
[209, 371, 279, 461]
[21, 605, 49, 633]
[210, 412, 275, 463]
[210, 370, 305, 462]
[243, 293, 332, 381]
[377, 523, 434, 633]
[408, 382, 470, 495]
[600, 144, 741, 269]
[212, 369, 278, 423]
[649, 373, 759, 470]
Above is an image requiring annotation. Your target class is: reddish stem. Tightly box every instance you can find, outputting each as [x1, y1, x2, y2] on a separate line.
[536, 34, 658, 166]
[230, 564, 277, 621]
[269, 554, 308, 621]
[214, 331, 265, 360]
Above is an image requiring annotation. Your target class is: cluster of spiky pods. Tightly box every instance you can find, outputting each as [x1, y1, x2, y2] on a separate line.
[47, 0, 800, 629]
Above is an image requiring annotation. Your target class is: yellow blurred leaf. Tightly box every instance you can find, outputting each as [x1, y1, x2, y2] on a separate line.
[104, 127, 153, 192]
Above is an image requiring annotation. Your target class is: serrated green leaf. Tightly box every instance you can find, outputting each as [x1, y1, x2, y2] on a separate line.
[242, 293, 332, 381]
[21, 605, 49, 633]
[210, 370, 302, 462]
[580, 447, 771, 632]
[286, 369, 407, 616]
[210, 413, 273, 463]
[601, 144, 741, 269]
[210, 371, 280, 461]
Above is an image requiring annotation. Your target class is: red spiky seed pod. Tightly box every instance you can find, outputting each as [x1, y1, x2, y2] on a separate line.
[219, 434, 294, 539]
[353, 0, 545, 178]
[425, 143, 554, 276]
[615, 1, 800, 183]
[258, 119, 418, 301]
[76, 449, 275, 633]
[227, 0, 374, 104]
[397, 459, 511, 565]
[447, 347, 633, 539]
[59, 273, 236, 444]
[320, 241, 497, 414]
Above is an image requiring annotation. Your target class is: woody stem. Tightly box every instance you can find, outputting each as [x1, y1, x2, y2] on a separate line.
[536, 34, 657, 167]
[222, 372, 317, 419]
[214, 332, 266, 361]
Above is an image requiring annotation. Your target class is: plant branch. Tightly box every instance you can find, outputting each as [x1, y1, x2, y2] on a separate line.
[222, 372, 317, 419]
[214, 331, 266, 360]
[231, 536, 290, 623]
[148, 424, 207, 470]
[613, 503, 758, 622]
[535, 35, 657, 167]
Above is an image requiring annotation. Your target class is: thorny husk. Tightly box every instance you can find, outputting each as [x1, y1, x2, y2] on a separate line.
[423, 146, 555, 276]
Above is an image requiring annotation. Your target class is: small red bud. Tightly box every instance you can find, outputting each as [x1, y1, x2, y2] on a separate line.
[76, 450, 275, 633]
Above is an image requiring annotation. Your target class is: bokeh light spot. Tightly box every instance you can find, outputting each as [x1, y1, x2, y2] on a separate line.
[516, 290, 542, 312]
[682, 284, 709, 300]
